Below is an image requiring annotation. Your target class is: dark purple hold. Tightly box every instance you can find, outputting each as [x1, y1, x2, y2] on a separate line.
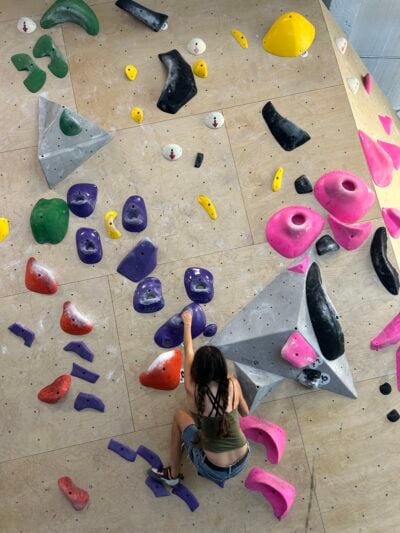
[122, 195, 147, 232]
[145, 476, 171, 497]
[67, 183, 98, 218]
[203, 323, 218, 337]
[133, 277, 164, 313]
[136, 445, 163, 469]
[198, 471, 224, 488]
[71, 363, 100, 383]
[63, 341, 94, 362]
[117, 238, 157, 282]
[8, 323, 35, 347]
[154, 302, 206, 348]
[74, 392, 105, 412]
[76, 228, 103, 264]
[184, 267, 214, 304]
[108, 439, 137, 462]
[194, 152, 204, 168]
[172, 483, 200, 512]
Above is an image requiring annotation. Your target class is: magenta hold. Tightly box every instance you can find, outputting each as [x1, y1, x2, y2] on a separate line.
[287, 255, 309, 274]
[240, 416, 286, 464]
[281, 332, 317, 369]
[327, 214, 372, 251]
[370, 313, 400, 350]
[358, 130, 393, 187]
[377, 140, 400, 170]
[382, 208, 400, 238]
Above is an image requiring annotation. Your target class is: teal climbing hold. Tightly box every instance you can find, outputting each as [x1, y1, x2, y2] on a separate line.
[40, 0, 100, 36]
[33, 34, 68, 78]
[11, 53, 46, 93]
[59, 108, 82, 136]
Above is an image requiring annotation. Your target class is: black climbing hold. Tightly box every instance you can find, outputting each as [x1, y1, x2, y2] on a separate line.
[194, 152, 204, 168]
[294, 174, 313, 194]
[370, 227, 400, 295]
[115, 0, 168, 32]
[306, 262, 345, 360]
[262, 101, 311, 151]
[379, 382, 392, 395]
[387, 409, 399, 423]
[157, 50, 197, 114]
[316, 235, 340, 256]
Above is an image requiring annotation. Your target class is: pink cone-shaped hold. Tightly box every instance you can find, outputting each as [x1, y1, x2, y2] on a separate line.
[266, 206, 324, 258]
[358, 130, 393, 187]
[370, 313, 400, 350]
[58, 476, 89, 511]
[281, 332, 317, 369]
[362, 73, 372, 95]
[396, 347, 400, 391]
[287, 255, 309, 274]
[327, 214, 372, 251]
[240, 416, 286, 464]
[377, 140, 400, 169]
[244, 467, 296, 520]
[378, 115, 393, 135]
[314, 170, 375, 223]
[382, 208, 400, 238]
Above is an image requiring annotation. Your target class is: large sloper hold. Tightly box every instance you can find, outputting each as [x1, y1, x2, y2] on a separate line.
[154, 303, 206, 348]
[157, 50, 197, 114]
[40, 0, 99, 35]
[115, 0, 168, 31]
[306, 262, 344, 360]
[11, 53, 46, 93]
[31, 198, 69, 244]
[117, 238, 157, 282]
[38, 96, 112, 188]
[262, 101, 310, 151]
[370, 227, 399, 295]
[33, 34, 68, 78]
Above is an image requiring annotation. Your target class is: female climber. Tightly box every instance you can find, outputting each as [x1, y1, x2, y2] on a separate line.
[149, 309, 250, 486]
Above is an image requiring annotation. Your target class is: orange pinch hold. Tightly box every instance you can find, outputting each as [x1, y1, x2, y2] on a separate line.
[139, 348, 182, 390]
[38, 374, 71, 403]
[60, 301, 93, 335]
[58, 476, 89, 511]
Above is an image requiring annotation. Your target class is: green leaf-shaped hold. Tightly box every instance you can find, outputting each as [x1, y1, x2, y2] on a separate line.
[59, 109, 82, 136]
[40, 0, 100, 36]
[11, 53, 46, 93]
[33, 35, 69, 78]
[30, 198, 69, 244]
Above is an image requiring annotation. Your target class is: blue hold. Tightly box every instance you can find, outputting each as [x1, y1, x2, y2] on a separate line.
[184, 267, 214, 304]
[133, 277, 164, 313]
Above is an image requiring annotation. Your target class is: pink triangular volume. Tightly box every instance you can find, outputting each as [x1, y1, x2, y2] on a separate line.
[396, 347, 400, 391]
[362, 73, 372, 95]
[382, 207, 400, 238]
[358, 130, 393, 187]
[287, 255, 309, 274]
[378, 114, 393, 135]
[327, 214, 372, 251]
[377, 140, 400, 169]
[370, 313, 400, 350]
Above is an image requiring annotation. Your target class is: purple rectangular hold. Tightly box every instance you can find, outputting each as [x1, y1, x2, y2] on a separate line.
[108, 439, 136, 462]
[145, 476, 170, 497]
[74, 392, 105, 412]
[172, 483, 200, 512]
[136, 445, 163, 469]
[8, 323, 35, 347]
[71, 362, 99, 383]
[63, 341, 94, 362]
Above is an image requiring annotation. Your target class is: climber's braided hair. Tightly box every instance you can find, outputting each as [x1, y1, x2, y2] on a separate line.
[190, 345, 231, 438]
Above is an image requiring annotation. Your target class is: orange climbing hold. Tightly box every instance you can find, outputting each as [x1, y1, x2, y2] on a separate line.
[38, 374, 71, 403]
[60, 301, 93, 335]
[58, 476, 89, 511]
[139, 348, 182, 390]
[25, 257, 58, 295]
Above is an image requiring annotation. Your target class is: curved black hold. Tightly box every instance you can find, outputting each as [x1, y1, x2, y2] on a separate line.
[294, 174, 313, 194]
[316, 235, 340, 256]
[370, 226, 399, 295]
[157, 50, 197, 114]
[306, 262, 345, 360]
[262, 101, 311, 151]
[379, 382, 392, 395]
[115, 0, 167, 31]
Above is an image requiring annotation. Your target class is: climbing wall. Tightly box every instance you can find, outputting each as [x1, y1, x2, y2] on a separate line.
[1, 0, 400, 531]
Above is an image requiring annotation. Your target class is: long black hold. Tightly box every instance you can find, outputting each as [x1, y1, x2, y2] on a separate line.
[157, 49, 197, 114]
[262, 101, 311, 151]
[115, 0, 168, 31]
[370, 226, 399, 295]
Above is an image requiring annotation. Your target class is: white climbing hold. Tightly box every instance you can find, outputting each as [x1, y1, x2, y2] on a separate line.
[204, 111, 224, 129]
[347, 77, 359, 95]
[162, 144, 182, 161]
[187, 38, 206, 55]
[335, 37, 347, 54]
[17, 17, 36, 33]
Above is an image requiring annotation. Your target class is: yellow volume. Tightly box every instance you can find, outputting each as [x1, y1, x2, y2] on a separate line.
[104, 211, 122, 239]
[197, 195, 217, 220]
[231, 29, 249, 49]
[272, 167, 284, 192]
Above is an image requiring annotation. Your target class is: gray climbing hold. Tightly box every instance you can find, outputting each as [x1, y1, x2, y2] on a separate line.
[234, 363, 284, 412]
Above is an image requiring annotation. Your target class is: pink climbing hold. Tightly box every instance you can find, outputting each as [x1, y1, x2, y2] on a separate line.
[287, 255, 309, 274]
[327, 214, 372, 251]
[266, 206, 324, 259]
[239, 415, 286, 464]
[396, 347, 400, 391]
[281, 332, 317, 369]
[358, 130, 393, 187]
[378, 115, 393, 135]
[376, 140, 400, 170]
[362, 73, 372, 95]
[58, 476, 89, 511]
[382, 208, 400, 238]
[370, 313, 400, 350]
[244, 467, 296, 520]
[314, 170, 375, 223]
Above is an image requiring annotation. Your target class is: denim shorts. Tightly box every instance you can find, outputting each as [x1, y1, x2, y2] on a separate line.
[181, 424, 250, 484]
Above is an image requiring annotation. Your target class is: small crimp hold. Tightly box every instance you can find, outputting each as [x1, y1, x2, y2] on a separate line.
[104, 211, 122, 239]
[272, 167, 284, 192]
[125, 64, 137, 80]
[172, 483, 200, 512]
[17, 17, 37, 34]
[33, 34, 68, 78]
[8, 323, 35, 347]
[64, 341, 94, 362]
[193, 60, 208, 78]
[58, 476, 89, 511]
[194, 152, 204, 168]
[108, 439, 137, 462]
[387, 409, 399, 423]
[0, 218, 10, 241]
[231, 29, 248, 48]
[379, 382, 392, 395]
[197, 195, 217, 220]
[294, 175, 313, 194]
[131, 107, 143, 124]
[11, 53, 46, 93]
[71, 362, 99, 383]
[74, 392, 105, 412]
[187, 38, 206, 55]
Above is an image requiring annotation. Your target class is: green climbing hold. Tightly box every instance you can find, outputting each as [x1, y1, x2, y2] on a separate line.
[11, 53, 46, 93]
[33, 35, 68, 78]
[59, 108, 82, 136]
[40, 0, 100, 36]
[30, 198, 69, 244]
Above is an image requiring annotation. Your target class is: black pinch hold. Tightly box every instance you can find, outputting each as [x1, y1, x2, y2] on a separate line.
[294, 174, 313, 194]
[262, 101, 311, 151]
[387, 409, 400, 422]
[316, 235, 340, 256]
[306, 262, 345, 360]
[115, 0, 168, 31]
[370, 226, 400, 295]
[194, 152, 204, 168]
[157, 49, 197, 114]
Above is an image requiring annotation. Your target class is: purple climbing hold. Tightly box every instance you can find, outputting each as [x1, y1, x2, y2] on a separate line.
[67, 183, 98, 218]
[117, 238, 157, 282]
[136, 445, 163, 469]
[76, 227, 103, 264]
[63, 341, 94, 362]
[203, 323, 218, 337]
[8, 323, 35, 347]
[184, 267, 214, 304]
[172, 483, 200, 512]
[108, 439, 137, 462]
[74, 392, 105, 412]
[145, 476, 171, 497]
[71, 362, 99, 383]
[133, 277, 165, 313]
[122, 195, 147, 232]
[154, 303, 206, 348]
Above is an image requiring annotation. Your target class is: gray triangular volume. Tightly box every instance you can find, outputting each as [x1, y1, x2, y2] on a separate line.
[38, 96, 113, 188]
[234, 363, 284, 413]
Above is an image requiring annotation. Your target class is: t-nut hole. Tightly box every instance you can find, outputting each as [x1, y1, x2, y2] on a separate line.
[292, 213, 306, 225]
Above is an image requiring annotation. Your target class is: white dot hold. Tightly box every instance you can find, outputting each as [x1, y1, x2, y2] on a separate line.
[17, 17, 36, 33]
[162, 144, 182, 161]
[335, 37, 347, 55]
[187, 38, 206, 55]
[347, 77, 360, 95]
[204, 111, 224, 129]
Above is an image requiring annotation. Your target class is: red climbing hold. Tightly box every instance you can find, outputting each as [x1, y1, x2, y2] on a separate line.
[25, 257, 58, 295]
[139, 348, 182, 390]
[38, 374, 71, 403]
[60, 301, 93, 335]
[58, 476, 89, 511]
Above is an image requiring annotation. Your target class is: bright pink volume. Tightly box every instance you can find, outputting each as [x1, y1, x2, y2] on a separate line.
[377, 140, 400, 170]
[287, 255, 309, 274]
[362, 73, 372, 95]
[397, 347, 400, 391]
[358, 130, 393, 187]
[327, 214, 372, 251]
[239, 415, 286, 464]
[382, 208, 400, 238]
[281, 332, 317, 369]
[378, 115, 393, 135]
[370, 313, 400, 350]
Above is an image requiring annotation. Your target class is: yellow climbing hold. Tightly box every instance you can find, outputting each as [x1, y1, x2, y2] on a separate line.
[193, 59, 208, 78]
[231, 29, 248, 49]
[0, 217, 9, 241]
[131, 107, 143, 124]
[272, 167, 284, 192]
[104, 211, 121, 239]
[125, 64, 138, 81]
[197, 195, 217, 220]
[262, 12, 315, 57]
